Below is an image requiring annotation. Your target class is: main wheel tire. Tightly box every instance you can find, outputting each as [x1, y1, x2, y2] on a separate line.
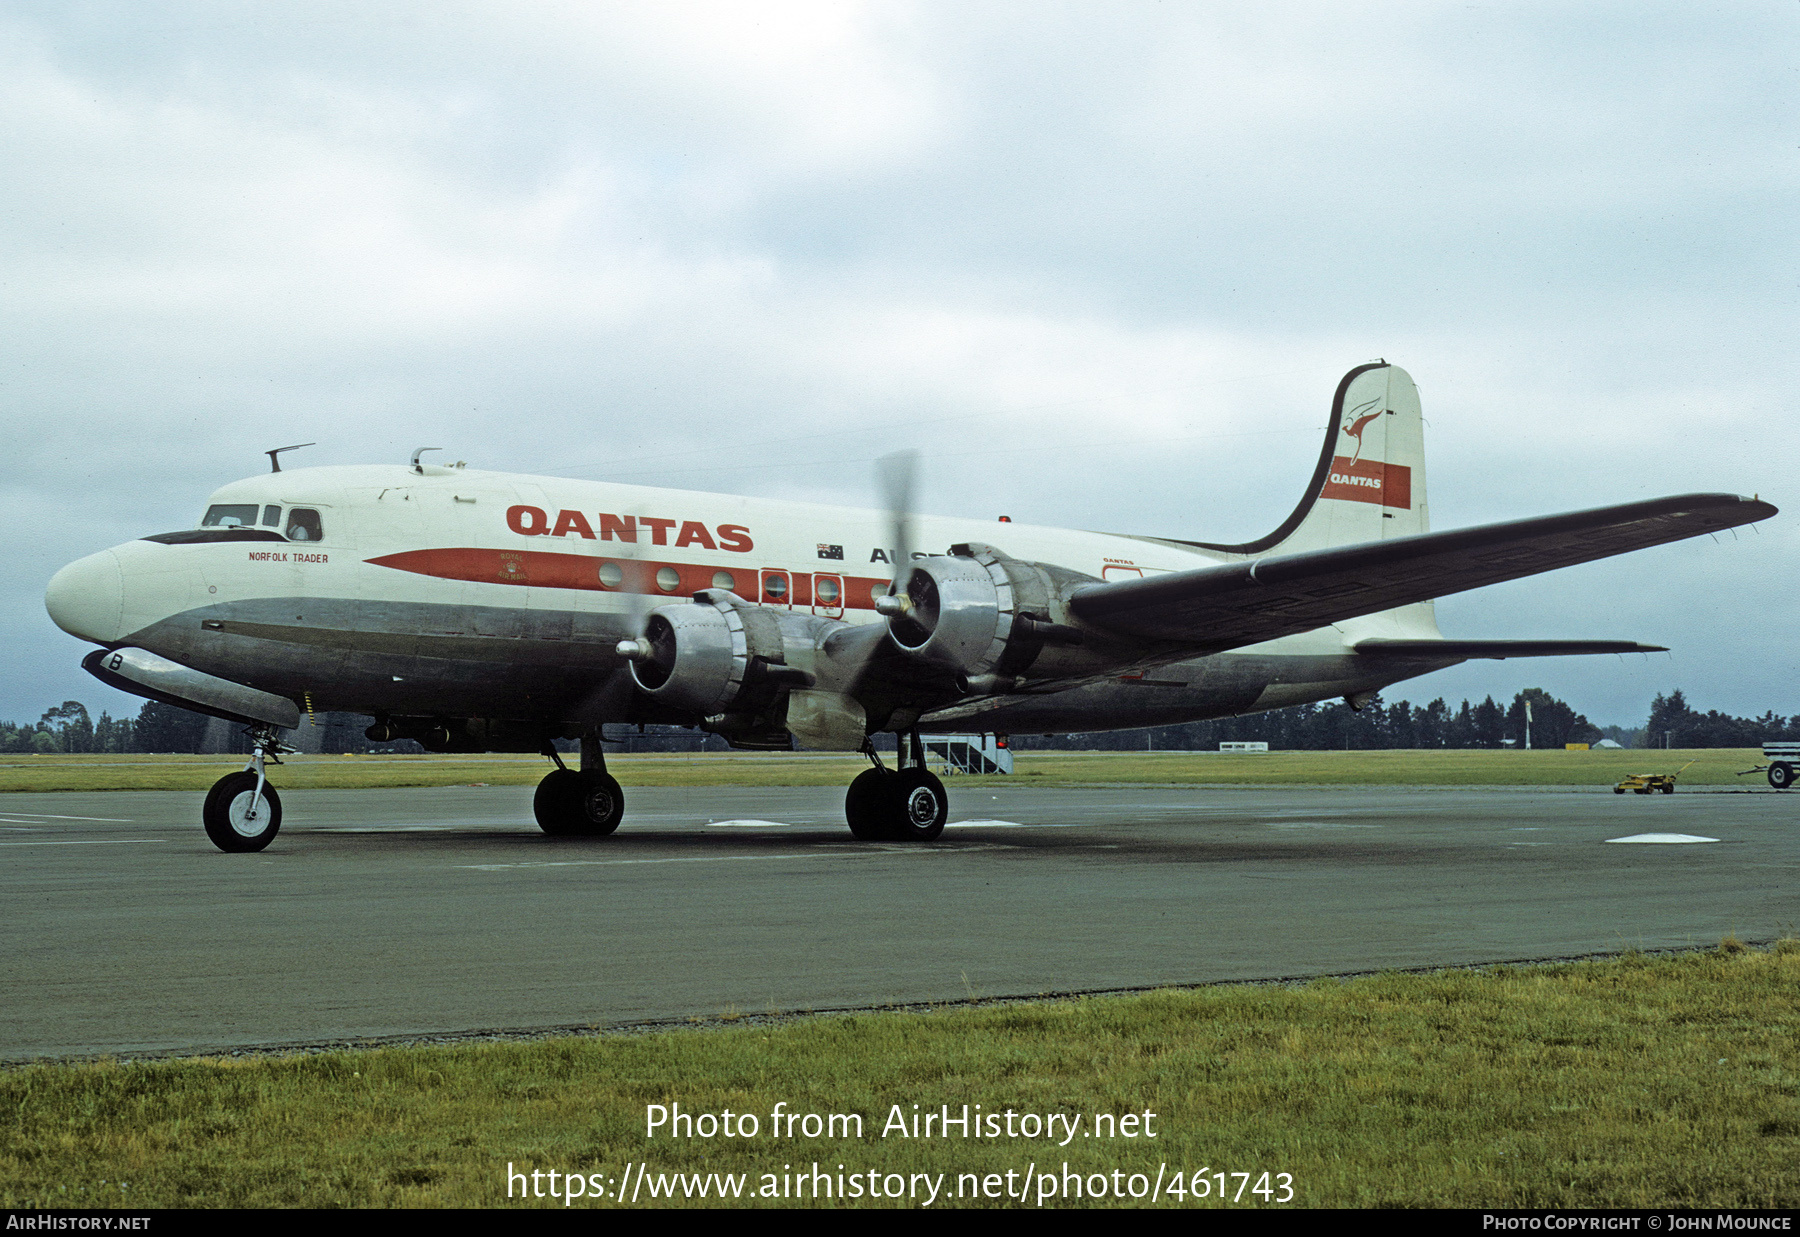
[1660, 782, 1675, 794]
[534, 769, 623, 836]
[534, 769, 581, 835]
[846, 768, 898, 840]
[1771, 763, 1795, 791]
[891, 768, 948, 842]
[571, 771, 625, 835]
[202, 771, 282, 853]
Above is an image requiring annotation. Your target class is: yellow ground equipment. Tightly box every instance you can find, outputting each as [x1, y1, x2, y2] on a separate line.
[1614, 760, 1695, 795]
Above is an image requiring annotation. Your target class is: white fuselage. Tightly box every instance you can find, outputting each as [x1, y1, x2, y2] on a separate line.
[46, 462, 1445, 737]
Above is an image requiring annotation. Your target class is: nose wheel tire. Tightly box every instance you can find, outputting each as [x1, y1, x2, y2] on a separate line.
[203, 772, 282, 853]
[535, 768, 624, 836]
[1771, 763, 1795, 791]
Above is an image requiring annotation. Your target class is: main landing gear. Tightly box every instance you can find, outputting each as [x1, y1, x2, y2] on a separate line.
[203, 725, 292, 853]
[846, 733, 948, 842]
[534, 735, 624, 836]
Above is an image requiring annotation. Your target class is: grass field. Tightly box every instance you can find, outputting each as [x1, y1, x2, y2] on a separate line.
[3, 945, 1796, 1209]
[0, 747, 1772, 793]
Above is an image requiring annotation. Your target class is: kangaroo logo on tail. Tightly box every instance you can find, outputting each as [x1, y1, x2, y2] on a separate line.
[1339, 396, 1384, 464]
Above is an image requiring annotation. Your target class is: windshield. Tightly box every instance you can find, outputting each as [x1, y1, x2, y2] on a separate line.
[202, 504, 260, 528]
[202, 503, 323, 541]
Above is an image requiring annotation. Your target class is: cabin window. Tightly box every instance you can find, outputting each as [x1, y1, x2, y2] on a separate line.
[763, 574, 788, 602]
[655, 566, 681, 592]
[285, 508, 324, 542]
[711, 571, 736, 591]
[262, 505, 282, 527]
[597, 561, 623, 588]
[815, 577, 841, 605]
[202, 504, 259, 528]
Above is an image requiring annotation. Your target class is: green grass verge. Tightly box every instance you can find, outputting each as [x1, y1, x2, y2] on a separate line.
[5, 945, 1797, 1208]
[0, 748, 1771, 793]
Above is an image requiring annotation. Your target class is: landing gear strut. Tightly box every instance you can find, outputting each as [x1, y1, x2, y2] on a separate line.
[202, 724, 292, 853]
[845, 733, 947, 842]
[534, 734, 624, 836]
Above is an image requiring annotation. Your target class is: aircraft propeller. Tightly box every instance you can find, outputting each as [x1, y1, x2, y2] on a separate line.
[872, 449, 937, 646]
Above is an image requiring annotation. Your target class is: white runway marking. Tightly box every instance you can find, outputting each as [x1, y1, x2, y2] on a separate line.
[1605, 833, 1721, 844]
[705, 820, 791, 828]
[948, 819, 1028, 828]
[316, 825, 493, 832]
[1268, 822, 1379, 830]
[0, 839, 167, 846]
[457, 844, 1013, 871]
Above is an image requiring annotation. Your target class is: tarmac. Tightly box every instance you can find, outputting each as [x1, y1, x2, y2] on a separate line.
[2, 782, 1793, 1060]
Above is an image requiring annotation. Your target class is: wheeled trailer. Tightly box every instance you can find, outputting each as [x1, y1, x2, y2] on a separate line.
[1739, 742, 1800, 791]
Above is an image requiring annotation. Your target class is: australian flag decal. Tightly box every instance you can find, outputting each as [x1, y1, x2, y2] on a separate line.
[817, 543, 844, 560]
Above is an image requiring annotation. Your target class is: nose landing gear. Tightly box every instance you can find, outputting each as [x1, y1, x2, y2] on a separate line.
[846, 733, 947, 842]
[202, 725, 292, 853]
[533, 735, 624, 836]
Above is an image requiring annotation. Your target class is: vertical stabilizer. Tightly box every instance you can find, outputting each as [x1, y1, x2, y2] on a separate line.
[1190, 362, 1429, 556]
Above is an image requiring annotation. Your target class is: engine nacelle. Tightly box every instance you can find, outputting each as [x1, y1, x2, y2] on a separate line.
[884, 543, 1075, 689]
[621, 589, 815, 717]
[624, 594, 754, 716]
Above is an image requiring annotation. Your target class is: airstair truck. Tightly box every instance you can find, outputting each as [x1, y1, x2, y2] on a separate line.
[924, 734, 1014, 775]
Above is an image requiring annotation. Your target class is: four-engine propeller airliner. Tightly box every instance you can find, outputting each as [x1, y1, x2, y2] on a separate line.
[44, 362, 1775, 852]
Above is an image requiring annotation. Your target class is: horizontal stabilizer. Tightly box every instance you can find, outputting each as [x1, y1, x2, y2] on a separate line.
[1355, 639, 1667, 660]
[1071, 492, 1775, 654]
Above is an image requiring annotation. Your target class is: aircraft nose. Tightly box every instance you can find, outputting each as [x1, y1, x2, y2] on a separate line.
[45, 550, 124, 645]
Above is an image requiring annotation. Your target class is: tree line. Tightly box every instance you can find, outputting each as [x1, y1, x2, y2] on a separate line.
[1010, 687, 1800, 751]
[1, 700, 285, 754]
[1011, 688, 1609, 751]
[4, 688, 1798, 754]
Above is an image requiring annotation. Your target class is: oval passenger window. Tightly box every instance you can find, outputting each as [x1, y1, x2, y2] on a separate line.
[816, 578, 841, 604]
[763, 575, 788, 601]
[597, 562, 623, 588]
[656, 566, 681, 592]
[711, 571, 736, 591]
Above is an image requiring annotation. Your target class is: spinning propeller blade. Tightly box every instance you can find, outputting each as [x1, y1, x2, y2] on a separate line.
[876, 449, 918, 602]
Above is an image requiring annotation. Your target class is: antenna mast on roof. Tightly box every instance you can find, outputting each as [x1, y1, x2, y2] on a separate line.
[265, 443, 315, 473]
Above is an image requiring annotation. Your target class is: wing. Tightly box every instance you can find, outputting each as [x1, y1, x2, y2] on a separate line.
[1353, 639, 1666, 659]
[1068, 492, 1774, 653]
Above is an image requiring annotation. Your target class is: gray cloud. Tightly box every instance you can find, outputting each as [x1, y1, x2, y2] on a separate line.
[3, 1, 1793, 729]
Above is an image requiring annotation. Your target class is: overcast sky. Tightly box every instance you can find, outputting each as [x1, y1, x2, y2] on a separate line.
[3, 1, 1794, 731]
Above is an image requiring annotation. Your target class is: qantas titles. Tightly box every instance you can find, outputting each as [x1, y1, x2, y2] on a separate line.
[507, 507, 753, 552]
[508, 506, 946, 567]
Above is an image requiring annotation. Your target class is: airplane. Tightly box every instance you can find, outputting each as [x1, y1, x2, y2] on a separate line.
[43, 361, 1775, 853]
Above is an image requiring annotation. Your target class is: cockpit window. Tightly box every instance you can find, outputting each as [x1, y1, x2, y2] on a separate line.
[285, 508, 324, 542]
[203, 504, 260, 528]
[262, 505, 282, 527]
